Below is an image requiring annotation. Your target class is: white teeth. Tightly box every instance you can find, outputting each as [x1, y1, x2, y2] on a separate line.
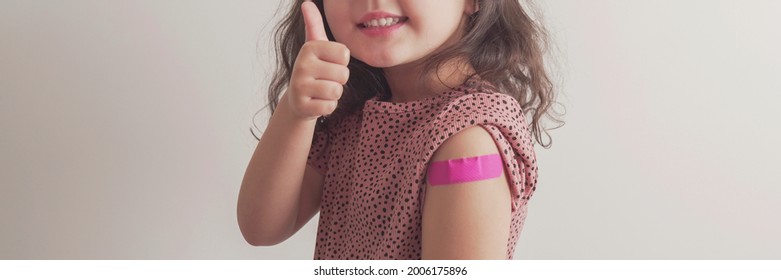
[362, 17, 403, 28]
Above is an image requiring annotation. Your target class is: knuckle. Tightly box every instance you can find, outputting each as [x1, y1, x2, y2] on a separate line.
[300, 42, 319, 58]
[316, 82, 331, 98]
[339, 46, 350, 64]
[342, 67, 351, 84]
[331, 82, 343, 98]
[322, 100, 336, 114]
[293, 82, 310, 99]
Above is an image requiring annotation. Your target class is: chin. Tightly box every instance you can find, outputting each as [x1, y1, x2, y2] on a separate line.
[359, 57, 399, 69]
[354, 51, 405, 69]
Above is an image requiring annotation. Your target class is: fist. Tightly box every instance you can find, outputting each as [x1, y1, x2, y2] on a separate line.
[285, 1, 351, 121]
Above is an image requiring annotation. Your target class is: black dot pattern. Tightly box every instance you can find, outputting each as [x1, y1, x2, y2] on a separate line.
[306, 76, 539, 259]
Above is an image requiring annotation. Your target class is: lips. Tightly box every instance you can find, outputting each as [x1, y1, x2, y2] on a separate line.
[357, 11, 409, 29]
[359, 17, 409, 28]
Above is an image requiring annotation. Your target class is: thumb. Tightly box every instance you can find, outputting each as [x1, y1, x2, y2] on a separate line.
[302, 1, 329, 41]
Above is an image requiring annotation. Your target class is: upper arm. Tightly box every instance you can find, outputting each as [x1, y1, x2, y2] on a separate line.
[421, 125, 512, 260]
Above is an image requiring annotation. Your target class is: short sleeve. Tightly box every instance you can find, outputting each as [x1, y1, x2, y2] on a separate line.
[476, 122, 538, 212]
[307, 122, 331, 175]
[423, 93, 539, 213]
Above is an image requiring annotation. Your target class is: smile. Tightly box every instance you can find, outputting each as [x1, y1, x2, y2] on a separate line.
[358, 17, 409, 28]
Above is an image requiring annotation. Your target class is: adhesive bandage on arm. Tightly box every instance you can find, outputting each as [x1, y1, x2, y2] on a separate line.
[426, 153, 503, 186]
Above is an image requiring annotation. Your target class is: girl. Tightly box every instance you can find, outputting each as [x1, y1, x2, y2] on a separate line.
[238, 0, 562, 260]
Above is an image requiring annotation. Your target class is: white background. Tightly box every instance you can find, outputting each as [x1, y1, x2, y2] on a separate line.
[1, 0, 779, 259]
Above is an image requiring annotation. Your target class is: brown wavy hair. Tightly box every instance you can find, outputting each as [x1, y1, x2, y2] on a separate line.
[251, 0, 565, 148]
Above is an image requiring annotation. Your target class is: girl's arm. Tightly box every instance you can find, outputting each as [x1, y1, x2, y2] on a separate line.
[421, 126, 512, 259]
[237, 1, 349, 246]
[237, 93, 325, 246]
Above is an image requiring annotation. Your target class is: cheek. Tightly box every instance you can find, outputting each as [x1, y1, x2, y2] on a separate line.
[413, 18, 456, 45]
[327, 23, 350, 43]
[407, 6, 463, 37]
[323, 5, 350, 42]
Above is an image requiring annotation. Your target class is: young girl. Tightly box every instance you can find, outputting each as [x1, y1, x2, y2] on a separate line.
[238, 0, 562, 260]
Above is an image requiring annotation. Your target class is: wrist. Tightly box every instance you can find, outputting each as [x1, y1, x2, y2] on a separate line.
[278, 91, 319, 125]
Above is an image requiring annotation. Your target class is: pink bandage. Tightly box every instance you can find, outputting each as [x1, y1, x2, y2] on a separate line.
[426, 153, 503, 186]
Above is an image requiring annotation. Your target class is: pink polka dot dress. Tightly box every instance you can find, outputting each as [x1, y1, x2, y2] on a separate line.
[306, 76, 539, 259]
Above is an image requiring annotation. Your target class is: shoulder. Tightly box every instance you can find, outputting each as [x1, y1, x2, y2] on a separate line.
[418, 87, 538, 259]
[434, 91, 523, 125]
[420, 89, 537, 212]
[421, 117, 512, 259]
[430, 125, 499, 162]
[425, 91, 525, 146]
[427, 91, 522, 174]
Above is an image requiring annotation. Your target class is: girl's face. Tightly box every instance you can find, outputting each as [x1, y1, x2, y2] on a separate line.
[323, 0, 476, 68]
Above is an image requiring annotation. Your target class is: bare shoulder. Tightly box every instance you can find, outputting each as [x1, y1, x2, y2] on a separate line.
[421, 125, 511, 260]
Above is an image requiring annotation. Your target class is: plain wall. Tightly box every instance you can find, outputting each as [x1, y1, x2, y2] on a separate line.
[1, 0, 779, 259]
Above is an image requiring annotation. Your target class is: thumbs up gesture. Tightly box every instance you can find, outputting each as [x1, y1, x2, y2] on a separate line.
[285, 1, 351, 121]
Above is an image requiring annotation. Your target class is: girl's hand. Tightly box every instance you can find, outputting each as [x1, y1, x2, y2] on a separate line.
[285, 1, 351, 121]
